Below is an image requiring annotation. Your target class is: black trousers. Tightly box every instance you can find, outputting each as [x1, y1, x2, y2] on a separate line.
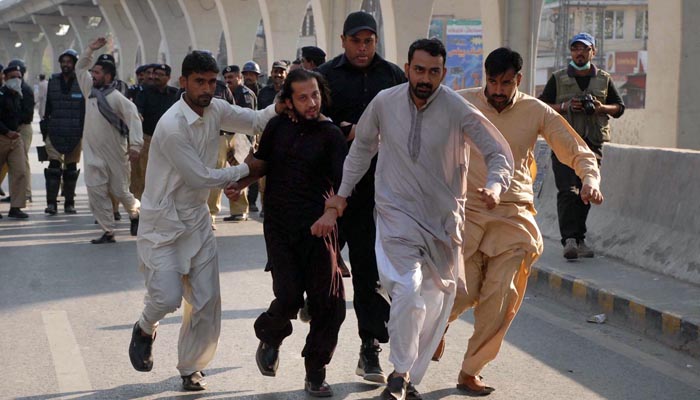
[340, 200, 390, 344]
[551, 142, 601, 245]
[255, 223, 346, 374]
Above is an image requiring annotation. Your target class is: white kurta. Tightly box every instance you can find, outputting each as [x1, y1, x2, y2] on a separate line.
[76, 48, 144, 231]
[338, 83, 514, 383]
[137, 97, 276, 274]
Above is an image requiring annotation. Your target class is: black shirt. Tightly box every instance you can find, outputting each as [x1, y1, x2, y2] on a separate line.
[233, 85, 256, 110]
[539, 64, 625, 118]
[135, 85, 179, 136]
[317, 53, 406, 209]
[0, 86, 23, 135]
[255, 116, 347, 228]
[257, 85, 279, 110]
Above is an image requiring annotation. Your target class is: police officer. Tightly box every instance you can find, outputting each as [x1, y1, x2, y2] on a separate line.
[242, 61, 263, 97]
[133, 63, 178, 200]
[208, 65, 256, 225]
[539, 32, 625, 260]
[43, 49, 85, 215]
[0, 59, 34, 204]
[127, 64, 149, 101]
[258, 60, 289, 109]
[0, 62, 30, 218]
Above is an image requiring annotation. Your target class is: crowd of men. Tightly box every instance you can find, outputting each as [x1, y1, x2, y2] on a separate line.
[0, 9, 622, 400]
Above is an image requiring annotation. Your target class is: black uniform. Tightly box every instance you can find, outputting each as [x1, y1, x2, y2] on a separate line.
[134, 85, 179, 136]
[253, 116, 347, 383]
[257, 85, 279, 110]
[317, 52, 406, 344]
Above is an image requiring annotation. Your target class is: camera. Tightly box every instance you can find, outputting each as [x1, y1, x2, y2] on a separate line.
[579, 94, 596, 115]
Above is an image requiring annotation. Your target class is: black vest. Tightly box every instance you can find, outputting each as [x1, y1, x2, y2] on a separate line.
[46, 73, 85, 154]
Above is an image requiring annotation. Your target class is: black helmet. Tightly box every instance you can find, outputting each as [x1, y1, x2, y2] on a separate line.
[242, 61, 261, 75]
[7, 59, 26, 74]
[59, 49, 79, 63]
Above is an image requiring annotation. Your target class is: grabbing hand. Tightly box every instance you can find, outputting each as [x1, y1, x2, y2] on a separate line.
[89, 37, 107, 51]
[477, 187, 500, 210]
[6, 131, 20, 140]
[324, 195, 347, 218]
[224, 181, 242, 201]
[580, 184, 604, 205]
[128, 148, 140, 162]
[310, 209, 338, 237]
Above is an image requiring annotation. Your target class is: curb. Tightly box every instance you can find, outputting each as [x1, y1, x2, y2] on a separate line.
[529, 264, 700, 358]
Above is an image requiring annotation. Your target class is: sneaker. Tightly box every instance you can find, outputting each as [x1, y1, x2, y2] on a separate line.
[356, 339, 386, 383]
[578, 239, 595, 258]
[563, 238, 578, 260]
[181, 371, 206, 391]
[128, 322, 155, 371]
[381, 373, 408, 400]
[8, 208, 28, 219]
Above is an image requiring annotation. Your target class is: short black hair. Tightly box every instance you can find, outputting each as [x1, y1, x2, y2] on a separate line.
[408, 38, 447, 65]
[484, 47, 523, 77]
[95, 61, 116, 80]
[280, 68, 331, 108]
[182, 51, 219, 77]
[39, 74, 46, 80]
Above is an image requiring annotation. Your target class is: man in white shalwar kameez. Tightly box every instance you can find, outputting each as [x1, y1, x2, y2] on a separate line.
[325, 38, 514, 400]
[76, 38, 143, 243]
[128, 51, 281, 391]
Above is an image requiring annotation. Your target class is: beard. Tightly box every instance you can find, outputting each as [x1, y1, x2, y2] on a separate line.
[191, 94, 213, 108]
[410, 82, 434, 100]
[294, 106, 320, 121]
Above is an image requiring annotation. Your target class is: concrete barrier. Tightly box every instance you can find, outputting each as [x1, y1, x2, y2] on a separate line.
[534, 142, 700, 286]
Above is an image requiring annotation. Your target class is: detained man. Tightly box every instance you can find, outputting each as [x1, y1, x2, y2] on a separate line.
[433, 47, 604, 396]
[225, 69, 347, 397]
[128, 51, 284, 391]
[76, 38, 143, 243]
[325, 38, 514, 400]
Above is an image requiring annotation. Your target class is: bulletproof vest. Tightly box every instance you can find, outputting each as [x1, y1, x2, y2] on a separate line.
[46, 73, 85, 154]
[554, 68, 611, 146]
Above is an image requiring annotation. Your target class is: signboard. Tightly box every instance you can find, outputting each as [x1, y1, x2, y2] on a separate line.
[445, 19, 483, 90]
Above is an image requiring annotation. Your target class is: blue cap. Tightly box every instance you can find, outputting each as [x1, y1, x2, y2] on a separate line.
[570, 32, 595, 48]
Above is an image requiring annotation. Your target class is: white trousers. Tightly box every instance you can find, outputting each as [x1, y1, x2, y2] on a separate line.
[138, 244, 222, 376]
[86, 165, 139, 233]
[375, 231, 457, 385]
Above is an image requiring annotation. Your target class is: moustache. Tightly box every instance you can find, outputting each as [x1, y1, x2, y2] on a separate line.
[416, 83, 432, 90]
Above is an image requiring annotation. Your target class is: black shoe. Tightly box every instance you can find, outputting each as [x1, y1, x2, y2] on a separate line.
[45, 203, 58, 215]
[114, 211, 122, 221]
[249, 205, 259, 213]
[8, 208, 28, 219]
[0, 187, 4, 196]
[130, 216, 139, 236]
[223, 213, 248, 222]
[381, 373, 408, 400]
[181, 371, 206, 391]
[255, 341, 279, 377]
[64, 204, 77, 214]
[406, 382, 423, 400]
[1, 196, 10, 203]
[305, 378, 333, 397]
[356, 339, 386, 383]
[128, 322, 155, 371]
[91, 232, 115, 244]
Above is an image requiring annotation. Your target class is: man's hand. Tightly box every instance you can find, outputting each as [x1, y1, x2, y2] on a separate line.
[477, 187, 500, 210]
[128, 148, 140, 162]
[580, 184, 604, 205]
[340, 122, 356, 141]
[6, 131, 20, 140]
[224, 181, 242, 201]
[324, 195, 348, 217]
[310, 209, 338, 237]
[89, 37, 107, 51]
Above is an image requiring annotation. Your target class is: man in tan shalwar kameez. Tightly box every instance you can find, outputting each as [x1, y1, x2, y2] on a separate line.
[437, 48, 604, 396]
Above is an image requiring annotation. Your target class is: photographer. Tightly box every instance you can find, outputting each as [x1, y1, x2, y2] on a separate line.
[539, 32, 624, 260]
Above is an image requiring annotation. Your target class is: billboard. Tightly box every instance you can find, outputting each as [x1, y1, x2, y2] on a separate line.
[445, 19, 483, 90]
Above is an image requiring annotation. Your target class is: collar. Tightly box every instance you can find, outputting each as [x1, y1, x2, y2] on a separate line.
[567, 63, 597, 78]
[179, 94, 203, 125]
[407, 83, 442, 111]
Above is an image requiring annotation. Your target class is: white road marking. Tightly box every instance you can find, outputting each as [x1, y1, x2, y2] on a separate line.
[42, 310, 93, 392]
